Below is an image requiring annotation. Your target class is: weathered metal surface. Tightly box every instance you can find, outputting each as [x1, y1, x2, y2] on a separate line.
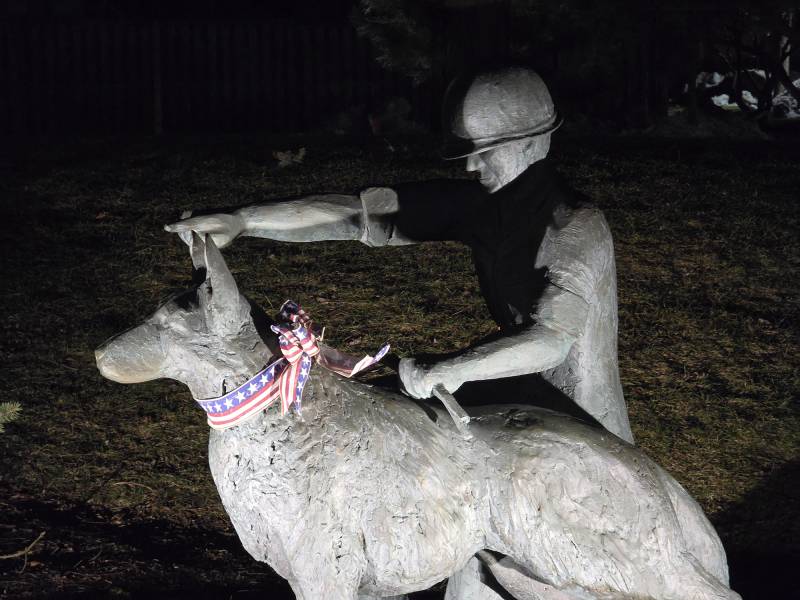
[96, 235, 738, 600]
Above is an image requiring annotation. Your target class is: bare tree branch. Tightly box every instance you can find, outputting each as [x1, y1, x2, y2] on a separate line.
[773, 59, 800, 102]
[0, 532, 46, 561]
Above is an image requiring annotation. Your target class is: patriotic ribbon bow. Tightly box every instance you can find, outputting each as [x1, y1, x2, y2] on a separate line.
[270, 300, 320, 415]
[195, 300, 389, 430]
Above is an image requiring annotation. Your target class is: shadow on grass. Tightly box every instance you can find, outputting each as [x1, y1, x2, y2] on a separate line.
[0, 494, 447, 599]
[0, 494, 288, 600]
[720, 458, 800, 599]
[8, 475, 791, 600]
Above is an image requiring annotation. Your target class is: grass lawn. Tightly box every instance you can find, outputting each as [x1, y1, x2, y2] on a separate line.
[0, 133, 797, 599]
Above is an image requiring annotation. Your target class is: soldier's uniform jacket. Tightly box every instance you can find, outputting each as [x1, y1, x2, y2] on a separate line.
[360, 158, 632, 442]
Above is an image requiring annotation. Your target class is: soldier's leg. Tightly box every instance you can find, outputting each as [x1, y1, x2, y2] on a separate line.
[476, 551, 580, 600]
[444, 555, 507, 600]
[446, 553, 593, 600]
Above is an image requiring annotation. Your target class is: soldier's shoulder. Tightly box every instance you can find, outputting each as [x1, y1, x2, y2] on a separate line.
[551, 199, 614, 258]
[555, 197, 609, 231]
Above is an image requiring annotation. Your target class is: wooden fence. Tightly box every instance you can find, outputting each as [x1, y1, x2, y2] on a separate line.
[0, 19, 440, 136]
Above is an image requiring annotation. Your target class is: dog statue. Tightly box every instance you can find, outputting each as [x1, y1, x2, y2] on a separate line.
[96, 234, 739, 600]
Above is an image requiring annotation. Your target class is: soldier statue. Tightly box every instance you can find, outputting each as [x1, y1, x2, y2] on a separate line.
[166, 66, 634, 444]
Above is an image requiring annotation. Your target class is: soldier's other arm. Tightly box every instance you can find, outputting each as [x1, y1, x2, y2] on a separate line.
[401, 208, 609, 398]
[401, 283, 590, 398]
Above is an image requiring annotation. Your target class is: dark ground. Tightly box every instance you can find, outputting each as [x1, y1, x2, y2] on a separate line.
[0, 133, 797, 599]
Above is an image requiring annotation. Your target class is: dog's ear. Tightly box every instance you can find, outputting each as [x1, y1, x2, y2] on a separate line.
[189, 230, 207, 275]
[200, 235, 249, 335]
[203, 235, 239, 302]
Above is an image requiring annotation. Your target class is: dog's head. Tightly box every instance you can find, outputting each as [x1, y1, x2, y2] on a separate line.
[95, 233, 273, 400]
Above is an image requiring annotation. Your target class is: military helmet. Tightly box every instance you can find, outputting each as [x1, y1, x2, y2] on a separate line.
[441, 66, 562, 160]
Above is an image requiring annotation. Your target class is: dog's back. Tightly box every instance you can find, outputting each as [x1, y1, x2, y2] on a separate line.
[210, 374, 737, 599]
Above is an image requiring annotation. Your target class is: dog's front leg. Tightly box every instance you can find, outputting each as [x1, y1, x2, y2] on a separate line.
[286, 531, 366, 600]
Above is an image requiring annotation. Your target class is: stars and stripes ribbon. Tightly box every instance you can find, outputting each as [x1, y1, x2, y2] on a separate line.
[195, 300, 389, 430]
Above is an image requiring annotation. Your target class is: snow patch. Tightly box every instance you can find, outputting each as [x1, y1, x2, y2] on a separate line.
[741, 90, 758, 107]
[710, 93, 752, 111]
[711, 93, 731, 108]
[696, 72, 725, 89]
[695, 71, 800, 118]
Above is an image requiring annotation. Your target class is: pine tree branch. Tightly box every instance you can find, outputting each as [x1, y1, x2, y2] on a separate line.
[0, 401, 21, 433]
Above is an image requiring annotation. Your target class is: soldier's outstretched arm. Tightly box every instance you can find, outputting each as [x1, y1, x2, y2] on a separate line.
[165, 178, 482, 248]
[165, 179, 481, 247]
[164, 194, 365, 248]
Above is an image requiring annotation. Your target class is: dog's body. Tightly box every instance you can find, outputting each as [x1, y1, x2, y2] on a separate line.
[211, 372, 734, 600]
[96, 235, 739, 600]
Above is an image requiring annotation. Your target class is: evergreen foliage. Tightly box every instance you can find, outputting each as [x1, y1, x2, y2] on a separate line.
[352, 0, 799, 127]
[0, 401, 21, 434]
[352, 0, 441, 84]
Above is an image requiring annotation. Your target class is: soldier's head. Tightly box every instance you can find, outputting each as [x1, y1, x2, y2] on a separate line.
[441, 66, 561, 193]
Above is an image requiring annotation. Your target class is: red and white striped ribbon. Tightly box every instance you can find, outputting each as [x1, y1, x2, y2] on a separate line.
[195, 300, 389, 430]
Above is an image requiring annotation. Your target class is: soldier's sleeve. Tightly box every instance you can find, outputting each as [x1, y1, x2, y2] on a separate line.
[359, 179, 483, 246]
[534, 207, 613, 338]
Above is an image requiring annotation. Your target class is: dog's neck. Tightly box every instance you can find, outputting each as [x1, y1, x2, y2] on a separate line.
[178, 325, 274, 401]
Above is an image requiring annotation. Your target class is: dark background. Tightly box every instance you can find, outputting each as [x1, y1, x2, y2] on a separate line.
[0, 1, 798, 599]
[2, 0, 797, 138]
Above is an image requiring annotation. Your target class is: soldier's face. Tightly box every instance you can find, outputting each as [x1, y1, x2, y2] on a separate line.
[465, 136, 551, 193]
[466, 143, 526, 193]
[466, 148, 505, 193]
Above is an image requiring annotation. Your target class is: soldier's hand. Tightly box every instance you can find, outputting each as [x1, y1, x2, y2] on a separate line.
[399, 357, 463, 400]
[398, 357, 435, 400]
[165, 212, 245, 249]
